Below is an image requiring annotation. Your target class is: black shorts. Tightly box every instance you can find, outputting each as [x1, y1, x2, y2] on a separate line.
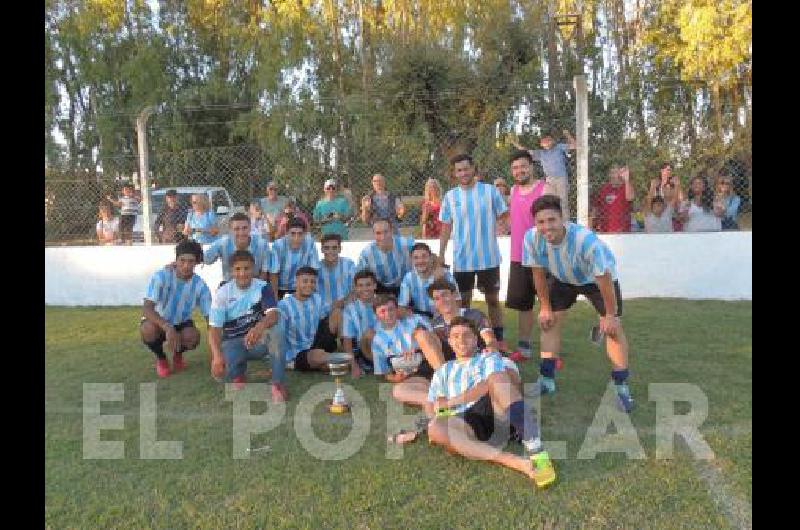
[505, 262, 536, 311]
[140, 318, 195, 340]
[293, 349, 314, 371]
[375, 282, 401, 297]
[548, 276, 623, 316]
[411, 308, 434, 319]
[454, 267, 501, 295]
[119, 214, 136, 239]
[458, 395, 518, 443]
[415, 359, 434, 380]
[292, 317, 339, 371]
[278, 289, 294, 300]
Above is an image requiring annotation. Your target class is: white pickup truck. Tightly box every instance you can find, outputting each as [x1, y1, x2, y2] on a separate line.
[133, 186, 245, 243]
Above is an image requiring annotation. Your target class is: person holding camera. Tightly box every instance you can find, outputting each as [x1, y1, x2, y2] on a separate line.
[273, 198, 311, 239]
[313, 179, 353, 240]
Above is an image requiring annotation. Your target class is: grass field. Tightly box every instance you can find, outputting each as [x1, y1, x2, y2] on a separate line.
[45, 300, 752, 529]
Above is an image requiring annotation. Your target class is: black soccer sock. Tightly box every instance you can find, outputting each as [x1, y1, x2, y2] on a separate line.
[493, 327, 504, 342]
[611, 368, 629, 385]
[540, 358, 557, 379]
[509, 400, 542, 451]
[144, 339, 166, 360]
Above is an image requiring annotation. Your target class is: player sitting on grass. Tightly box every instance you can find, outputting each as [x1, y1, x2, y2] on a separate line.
[340, 270, 380, 378]
[208, 250, 288, 402]
[425, 317, 555, 489]
[141, 240, 212, 378]
[371, 294, 444, 407]
[398, 242, 459, 318]
[523, 194, 634, 412]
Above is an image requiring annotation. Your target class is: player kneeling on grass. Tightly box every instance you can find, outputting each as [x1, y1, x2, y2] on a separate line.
[141, 240, 212, 378]
[371, 294, 444, 407]
[425, 317, 555, 488]
[208, 250, 288, 402]
[524, 194, 634, 412]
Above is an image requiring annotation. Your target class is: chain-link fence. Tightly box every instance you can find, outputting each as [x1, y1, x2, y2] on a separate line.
[45, 84, 751, 245]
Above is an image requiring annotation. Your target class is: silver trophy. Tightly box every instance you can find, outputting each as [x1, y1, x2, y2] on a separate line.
[390, 352, 423, 377]
[326, 352, 353, 414]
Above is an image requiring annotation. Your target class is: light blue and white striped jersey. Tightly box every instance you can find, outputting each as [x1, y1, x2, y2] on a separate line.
[269, 234, 321, 291]
[341, 298, 377, 340]
[318, 257, 356, 306]
[185, 210, 219, 244]
[204, 234, 272, 281]
[277, 292, 331, 361]
[209, 279, 278, 340]
[356, 236, 415, 288]
[144, 269, 212, 325]
[371, 314, 433, 375]
[398, 269, 460, 314]
[427, 353, 506, 413]
[439, 182, 508, 272]
[522, 222, 618, 286]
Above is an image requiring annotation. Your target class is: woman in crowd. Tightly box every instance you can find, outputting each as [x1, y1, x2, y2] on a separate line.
[714, 171, 741, 230]
[96, 201, 120, 245]
[420, 178, 443, 239]
[183, 194, 220, 244]
[313, 179, 352, 240]
[274, 198, 311, 239]
[678, 175, 721, 232]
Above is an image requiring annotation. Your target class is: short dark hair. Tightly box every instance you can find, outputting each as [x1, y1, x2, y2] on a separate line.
[371, 217, 393, 229]
[176, 239, 203, 262]
[288, 217, 307, 231]
[411, 242, 432, 255]
[650, 196, 665, 207]
[510, 150, 533, 164]
[321, 233, 342, 245]
[295, 265, 318, 278]
[531, 194, 563, 217]
[448, 316, 478, 337]
[353, 269, 378, 284]
[450, 153, 474, 167]
[230, 212, 250, 225]
[372, 293, 398, 310]
[661, 161, 672, 170]
[229, 249, 255, 266]
[427, 278, 458, 298]
[165, 189, 177, 197]
[122, 183, 133, 189]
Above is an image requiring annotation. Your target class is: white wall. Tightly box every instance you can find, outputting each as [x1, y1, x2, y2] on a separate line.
[45, 231, 751, 306]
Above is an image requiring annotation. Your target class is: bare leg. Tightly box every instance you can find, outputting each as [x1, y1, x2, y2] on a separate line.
[517, 309, 534, 347]
[179, 327, 200, 351]
[304, 349, 331, 371]
[485, 291, 503, 330]
[539, 311, 566, 360]
[606, 324, 629, 370]
[391, 376, 430, 407]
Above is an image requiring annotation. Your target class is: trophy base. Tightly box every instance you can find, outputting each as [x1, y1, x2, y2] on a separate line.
[327, 400, 351, 415]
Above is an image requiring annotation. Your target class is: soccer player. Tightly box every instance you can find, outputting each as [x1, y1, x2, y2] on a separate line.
[317, 233, 356, 308]
[438, 153, 509, 344]
[204, 213, 272, 286]
[340, 270, 380, 378]
[371, 294, 444, 407]
[278, 266, 341, 372]
[356, 218, 414, 296]
[269, 218, 321, 299]
[140, 240, 212, 378]
[427, 279, 520, 386]
[505, 151, 549, 362]
[208, 250, 288, 402]
[424, 317, 555, 488]
[398, 242, 459, 318]
[523, 194, 634, 412]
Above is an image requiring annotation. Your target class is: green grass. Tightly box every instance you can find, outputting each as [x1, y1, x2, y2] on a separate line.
[45, 300, 751, 529]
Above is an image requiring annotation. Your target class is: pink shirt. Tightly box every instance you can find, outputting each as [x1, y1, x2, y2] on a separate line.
[510, 180, 546, 262]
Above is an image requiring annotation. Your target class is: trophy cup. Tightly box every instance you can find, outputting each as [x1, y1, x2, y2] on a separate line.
[390, 352, 423, 377]
[326, 352, 353, 414]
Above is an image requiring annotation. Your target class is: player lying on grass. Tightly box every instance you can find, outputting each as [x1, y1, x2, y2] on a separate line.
[141, 240, 211, 378]
[371, 294, 444, 407]
[524, 194, 634, 412]
[208, 250, 288, 402]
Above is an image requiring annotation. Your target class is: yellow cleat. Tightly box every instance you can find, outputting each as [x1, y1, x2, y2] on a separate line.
[531, 451, 556, 489]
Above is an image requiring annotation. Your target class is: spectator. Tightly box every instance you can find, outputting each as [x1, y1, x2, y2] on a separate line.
[590, 165, 635, 233]
[106, 183, 140, 245]
[714, 171, 741, 230]
[420, 178, 444, 239]
[643, 196, 674, 233]
[313, 179, 353, 240]
[494, 178, 511, 236]
[512, 128, 576, 219]
[96, 201, 119, 245]
[273, 198, 311, 239]
[650, 162, 684, 231]
[678, 175, 721, 232]
[183, 194, 220, 244]
[248, 201, 269, 240]
[260, 181, 289, 230]
[361, 173, 406, 231]
[154, 189, 188, 244]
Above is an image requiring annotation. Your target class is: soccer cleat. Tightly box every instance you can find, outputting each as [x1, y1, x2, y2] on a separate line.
[172, 352, 186, 372]
[232, 375, 247, 390]
[615, 383, 635, 413]
[527, 376, 556, 396]
[271, 382, 289, 403]
[531, 451, 556, 489]
[507, 350, 532, 362]
[156, 358, 171, 378]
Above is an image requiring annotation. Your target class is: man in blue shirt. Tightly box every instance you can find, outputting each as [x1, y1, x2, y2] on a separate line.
[523, 194, 633, 412]
[269, 218, 321, 299]
[398, 242, 459, 319]
[208, 250, 288, 402]
[204, 212, 272, 287]
[356, 218, 415, 296]
[317, 233, 356, 309]
[438, 153, 509, 344]
[340, 270, 380, 378]
[141, 240, 212, 379]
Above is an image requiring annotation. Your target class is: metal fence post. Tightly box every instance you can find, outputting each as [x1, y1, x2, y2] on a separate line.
[574, 74, 589, 226]
[136, 106, 155, 246]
